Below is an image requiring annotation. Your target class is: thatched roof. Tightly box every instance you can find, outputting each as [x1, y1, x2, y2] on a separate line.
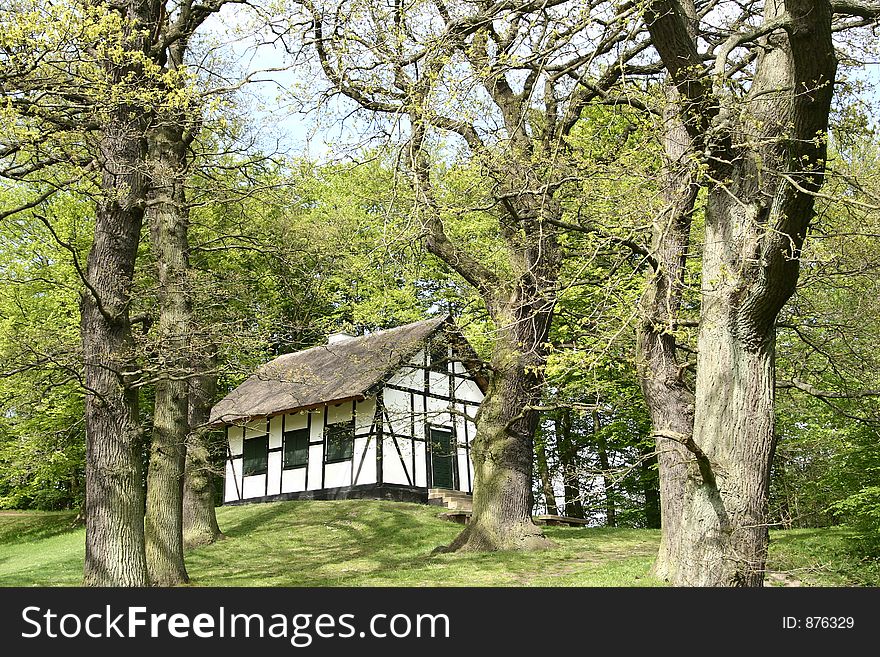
[210, 315, 454, 425]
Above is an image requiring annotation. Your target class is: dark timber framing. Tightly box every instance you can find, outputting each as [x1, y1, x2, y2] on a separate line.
[376, 391, 384, 486]
[321, 405, 328, 489]
[350, 399, 356, 484]
[410, 391, 416, 486]
[354, 400, 379, 485]
[305, 411, 312, 489]
[448, 344, 460, 492]
[384, 383, 480, 406]
[423, 342, 432, 490]
[265, 417, 270, 496]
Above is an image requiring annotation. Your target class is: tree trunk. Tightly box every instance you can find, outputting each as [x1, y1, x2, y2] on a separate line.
[556, 409, 584, 519]
[407, 59, 562, 552]
[640, 445, 661, 529]
[593, 409, 616, 527]
[183, 361, 223, 548]
[637, 91, 698, 581]
[644, 0, 837, 586]
[673, 234, 777, 586]
[144, 122, 190, 585]
[81, 1, 159, 587]
[81, 122, 149, 587]
[444, 307, 555, 552]
[535, 429, 559, 515]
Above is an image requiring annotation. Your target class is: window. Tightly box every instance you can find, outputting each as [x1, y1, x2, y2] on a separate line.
[242, 435, 268, 476]
[283, 427, 310, 469]
[325, 419, 355, 462]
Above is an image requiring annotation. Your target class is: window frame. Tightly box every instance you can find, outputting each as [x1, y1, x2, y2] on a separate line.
[242, 434, 269, 477]
[324, 418, 355, 463]
[282, 427, 310, 470]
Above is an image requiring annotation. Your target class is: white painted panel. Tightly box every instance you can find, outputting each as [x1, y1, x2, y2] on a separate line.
[268, 415, 283, 449]
[245, 419, 267, 439]
[242, 474, 266, 499]
[327, 401, 353, 425]
[382, 436, 410, 485]
[285, 411, 308, 431]
[398, 436, 415, 483]
[307, 443, 323, 490]
[425, 394, 451, 428]
[224, 458, 242, 502]
[383, 387, 412, 436]
[414, 439, 427, 487]
[456, 447, 470, 493]
[324, 461, 351, 488]
[456, 377, 484, 403]
[412, 393, 425, 441]
[281, 467, 307, 493]
[266, 450, 281, 496]
[429, 371, 449, 397]
[386, 365, 421, 390]
[354, 436, 377, 484]
[306, 409, 324, 490]
[352, 435, 368, 463]
[227, 426, 243, 457]
[308, 409, 324, 441]
[354, 398, 376, 433]
[409, 348, 426, 366]
[386, 349, 425, 389]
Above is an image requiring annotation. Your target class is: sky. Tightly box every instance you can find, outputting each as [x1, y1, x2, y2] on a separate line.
[200, 5, 880, 164]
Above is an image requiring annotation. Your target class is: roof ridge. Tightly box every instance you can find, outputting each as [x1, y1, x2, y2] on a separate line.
[268, 314, 447, 362]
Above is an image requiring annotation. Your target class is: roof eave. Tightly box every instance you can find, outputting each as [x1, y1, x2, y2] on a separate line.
[208, 394, 368, 427]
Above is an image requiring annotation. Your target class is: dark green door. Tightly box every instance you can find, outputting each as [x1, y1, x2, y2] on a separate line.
[430, 427, 454, 489]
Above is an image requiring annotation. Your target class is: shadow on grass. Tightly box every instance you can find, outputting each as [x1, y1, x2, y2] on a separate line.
[217, 502, 297, 538]
[188, 500, 661, 587]
[770, 528, 839, 543]
[186, 501, 460, 585]
[0, 512, 80, 546]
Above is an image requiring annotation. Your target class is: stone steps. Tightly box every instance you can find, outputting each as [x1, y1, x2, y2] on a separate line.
[427, 488, 473, 513]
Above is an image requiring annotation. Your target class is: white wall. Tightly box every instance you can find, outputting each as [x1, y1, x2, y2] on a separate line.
[224, 425, 243, 503]
[266, 415, 283, 496]
[380, 350, 483, 494]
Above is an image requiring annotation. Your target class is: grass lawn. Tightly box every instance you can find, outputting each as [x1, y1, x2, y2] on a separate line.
[0, 500, 872, 586]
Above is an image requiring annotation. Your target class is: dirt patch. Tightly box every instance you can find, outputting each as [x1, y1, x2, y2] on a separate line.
[765, 571, 805, 587]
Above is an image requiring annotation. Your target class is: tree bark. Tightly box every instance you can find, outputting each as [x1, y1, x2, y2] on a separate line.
[675, 274, 777, 586]
[593, 409, 616, 527]
[81, 0, 159, 587]
[556, 409, 585, 519]
[637, 90, 698, 581]
[645, 0, 837, 586]
[535, 429, 559, 515]
[407, 81, 562, 551]
[183, 360, 223, 548]
[640, 445, 662, 529]
[444, 305, 556, 551]
[81, 124, 148, 586]
[144, 122, 190, 585]
[677, 0, 835, 587]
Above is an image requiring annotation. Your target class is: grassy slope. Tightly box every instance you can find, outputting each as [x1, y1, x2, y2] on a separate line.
[0, 501, 872, 586]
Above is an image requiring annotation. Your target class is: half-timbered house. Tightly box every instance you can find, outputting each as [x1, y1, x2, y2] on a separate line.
[209, 316, 486, 505]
